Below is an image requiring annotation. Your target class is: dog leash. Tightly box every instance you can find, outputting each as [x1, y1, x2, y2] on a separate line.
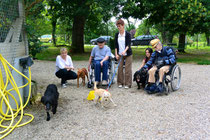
[106, 56, 123, 90]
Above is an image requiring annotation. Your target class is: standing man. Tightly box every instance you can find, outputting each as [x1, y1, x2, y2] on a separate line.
[141, 39, 176, 94]
[88, 38, 111, 86]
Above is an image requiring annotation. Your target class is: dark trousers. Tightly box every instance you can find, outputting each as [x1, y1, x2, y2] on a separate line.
[94, 60, 109, 82]
[55, 69, 77, 84]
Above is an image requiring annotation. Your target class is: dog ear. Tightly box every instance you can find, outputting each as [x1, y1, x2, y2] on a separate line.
[133, 72, 136, 81]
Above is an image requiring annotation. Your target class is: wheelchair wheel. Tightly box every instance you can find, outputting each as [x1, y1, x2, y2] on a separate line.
[170, 64, 181, 91]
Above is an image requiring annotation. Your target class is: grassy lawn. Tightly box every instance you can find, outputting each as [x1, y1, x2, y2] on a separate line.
[36, 43, 210, 65]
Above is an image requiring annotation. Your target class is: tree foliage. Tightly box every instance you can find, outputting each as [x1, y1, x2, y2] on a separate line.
[121, 0, 209, 52]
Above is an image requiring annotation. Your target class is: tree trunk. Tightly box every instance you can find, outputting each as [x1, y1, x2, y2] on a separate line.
[161, 31, 174, 44]
[52, 18, 57, 47]
[71, 16, 86, 53]
[206, 32, 210, 46]
[178, 33, 186, 52]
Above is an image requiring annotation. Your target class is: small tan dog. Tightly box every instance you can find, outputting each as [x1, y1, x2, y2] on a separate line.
[93, 82, 116, 108]
[77, 68, 89, 88]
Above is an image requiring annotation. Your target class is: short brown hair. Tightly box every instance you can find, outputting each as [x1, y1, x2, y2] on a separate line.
[116, 19, 124, 26]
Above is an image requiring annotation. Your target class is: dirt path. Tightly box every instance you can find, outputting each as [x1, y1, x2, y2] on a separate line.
[5, 60, 210, 140]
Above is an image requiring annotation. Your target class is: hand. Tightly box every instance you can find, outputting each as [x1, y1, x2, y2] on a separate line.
[100, 61, 103, 67]
[88, 64, 91, 71]
[156, 59, 166, 69]
[115, 54, 120, 60]
[156, 63, 164, 69]
[67, 67, 74, 71]
[122, 50, 126, 56]
[140, 67, 147, 74]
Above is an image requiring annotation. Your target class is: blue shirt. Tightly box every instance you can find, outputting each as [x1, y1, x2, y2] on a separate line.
[91, 45, 111, 60]
[143, 46, 176, 69]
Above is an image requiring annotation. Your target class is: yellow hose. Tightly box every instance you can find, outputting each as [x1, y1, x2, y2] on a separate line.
[0, 54, 34, 139]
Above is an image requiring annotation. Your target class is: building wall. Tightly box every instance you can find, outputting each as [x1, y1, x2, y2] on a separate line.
[0, 0, 29, 112]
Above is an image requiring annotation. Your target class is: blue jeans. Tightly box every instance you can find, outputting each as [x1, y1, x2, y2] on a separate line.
[94, 60, 109, 82]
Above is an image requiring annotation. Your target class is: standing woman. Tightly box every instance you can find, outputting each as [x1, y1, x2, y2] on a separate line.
[55, 48, 77, 88]
[115, 19, 133, 88]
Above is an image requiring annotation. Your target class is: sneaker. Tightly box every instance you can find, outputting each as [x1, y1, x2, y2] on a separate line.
[124, 86, 129, 89]
[102, 80, 108, 86]
[145, 83, 157, 94]
[62, 84, 67, 88]
[155, 83, 164, 94]
[118, 85, 123, 88]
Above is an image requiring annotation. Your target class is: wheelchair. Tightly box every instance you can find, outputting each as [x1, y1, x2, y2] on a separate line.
[87, 53, 116, 88]
[146, 63, 181, 95]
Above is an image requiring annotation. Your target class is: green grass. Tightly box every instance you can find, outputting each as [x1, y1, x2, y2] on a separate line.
[36, 43, 210, 65]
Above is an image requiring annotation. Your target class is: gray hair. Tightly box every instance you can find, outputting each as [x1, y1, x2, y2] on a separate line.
[60, 48, 67, 53]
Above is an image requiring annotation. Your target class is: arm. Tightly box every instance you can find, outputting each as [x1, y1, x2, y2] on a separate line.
[100, 56, 109, 65]
[56, 56, 65, 69]
[139, 59, 146, 70]
[122, 32, 131, 56]
[100, 47, 111, 66]
[115, 48, 119, 60]
[114, 33, 120, 60]
[66, 56, 74, 71]
[165, 48, 176, 65]
[122, 46, 129, 56]
[143, 52, 156, 69]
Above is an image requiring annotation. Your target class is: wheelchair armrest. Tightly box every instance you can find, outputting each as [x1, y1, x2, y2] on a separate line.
[110, 53, 115, 60]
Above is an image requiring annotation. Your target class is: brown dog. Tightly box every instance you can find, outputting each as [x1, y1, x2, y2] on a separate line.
[93, 82, 116, 108]
[77, 68, 89, 88]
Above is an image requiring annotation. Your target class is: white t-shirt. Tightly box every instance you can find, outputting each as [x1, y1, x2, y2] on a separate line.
[118, 31, 127, 56]
[55, 55, 74, 72]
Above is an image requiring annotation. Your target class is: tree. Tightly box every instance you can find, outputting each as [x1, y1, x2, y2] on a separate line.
[58, 0, 122, 53]
[24, 0, 46, 58]
[164, 0, 208, 52]
[46, 0, 60, 46]
[121, 0, 208, 52]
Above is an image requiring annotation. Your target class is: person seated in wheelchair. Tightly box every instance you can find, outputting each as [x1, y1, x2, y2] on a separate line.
[140, 39, 176, 94]
[88, 37, 111, 86]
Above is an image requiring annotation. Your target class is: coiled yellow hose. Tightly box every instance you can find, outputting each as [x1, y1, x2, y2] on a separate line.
[0, 54, 34, 139]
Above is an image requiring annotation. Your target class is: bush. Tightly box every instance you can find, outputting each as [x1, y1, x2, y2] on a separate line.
[25, 24, 45, 59]
[109, 38, 115, 50]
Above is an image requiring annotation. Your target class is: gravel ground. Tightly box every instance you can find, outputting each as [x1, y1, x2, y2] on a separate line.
[4, 60, 210, 140]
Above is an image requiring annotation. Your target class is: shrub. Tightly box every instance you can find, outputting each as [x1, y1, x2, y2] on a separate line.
[109, 38, 115, 50]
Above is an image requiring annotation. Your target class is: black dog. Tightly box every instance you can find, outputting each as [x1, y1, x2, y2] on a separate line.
[41, 84, 59, 121]
[133, 69, 147, 89]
